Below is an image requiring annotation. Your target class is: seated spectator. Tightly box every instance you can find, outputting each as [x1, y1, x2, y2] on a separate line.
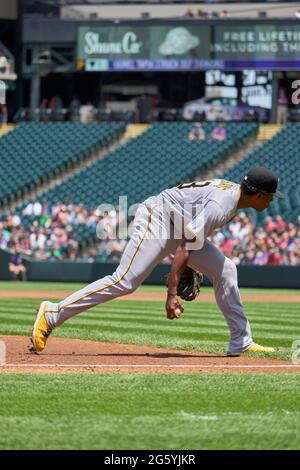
[267, 248, 281, 265]
[69, 96, 81, 121]
[197, 9, 208, 19]
[277, 88, 288, 125]
[253, 250, 269, 266]
[70, 96, 81, 110]
[39, 98, 49, 121]
[184, 8, 194, 18]
[274, 215, 286, 233]
[188, 122, 206, 141]
[264, 216, 277, 233]
[210, 122, 226, 141]
[0, 104, 8, 128]
[80, 102, 94, 123]
[49, 95, 63, 110]
[219, 10, 228, 19]
[40, 98, 48, 109]
[8, 247, 27, 281]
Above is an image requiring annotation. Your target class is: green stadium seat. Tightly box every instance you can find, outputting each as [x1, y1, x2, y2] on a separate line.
[0, 122, 125, 206]
[221, 123, 300, 223]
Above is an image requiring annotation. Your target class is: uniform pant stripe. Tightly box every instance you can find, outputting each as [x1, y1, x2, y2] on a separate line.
[59, 205, 157, 310]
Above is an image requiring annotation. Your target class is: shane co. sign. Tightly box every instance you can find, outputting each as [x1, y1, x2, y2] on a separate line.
[83, 31, 143, 56]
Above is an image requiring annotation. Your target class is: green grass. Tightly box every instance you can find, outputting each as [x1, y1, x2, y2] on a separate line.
[0, 281, 299, 295]
[0, 373, 300, 450]
[0, 296, 299, 360]
[1, 284, 300, 450]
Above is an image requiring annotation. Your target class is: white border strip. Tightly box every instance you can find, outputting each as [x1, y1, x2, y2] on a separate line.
[1, 364, 300, 369]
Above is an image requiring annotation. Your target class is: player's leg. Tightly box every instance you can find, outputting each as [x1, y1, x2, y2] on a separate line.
[20, 265, 27, 281]
[188, 239, 253, 355]
[9, 264, 17, 280]
[32, 202, 179, 351]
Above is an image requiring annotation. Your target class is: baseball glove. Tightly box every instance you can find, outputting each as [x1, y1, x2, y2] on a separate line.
[166, 266, 203, 301]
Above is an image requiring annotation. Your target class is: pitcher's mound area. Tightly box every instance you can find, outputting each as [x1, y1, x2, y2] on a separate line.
[1, 335, 299, 374]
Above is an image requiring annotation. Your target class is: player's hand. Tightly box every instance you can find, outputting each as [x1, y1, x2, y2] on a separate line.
[165, 294, 184, 320]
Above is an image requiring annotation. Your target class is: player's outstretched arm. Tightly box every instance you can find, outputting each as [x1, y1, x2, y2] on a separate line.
[165, 240, 189, 320]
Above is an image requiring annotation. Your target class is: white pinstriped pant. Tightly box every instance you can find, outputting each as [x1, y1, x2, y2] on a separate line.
[45, 197, 252, 354]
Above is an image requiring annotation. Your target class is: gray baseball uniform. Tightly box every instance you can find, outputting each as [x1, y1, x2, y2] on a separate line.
[44, 179, 252, 355]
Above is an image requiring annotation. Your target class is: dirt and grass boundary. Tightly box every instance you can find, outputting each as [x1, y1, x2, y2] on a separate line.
[1, 288, 299, 375]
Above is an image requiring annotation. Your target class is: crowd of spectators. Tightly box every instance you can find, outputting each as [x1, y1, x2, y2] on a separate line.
[0, 202, 299, 266]
[0, 201, 110, 261]
[91, 211, 300, 266]
[211, 213, 300, 266]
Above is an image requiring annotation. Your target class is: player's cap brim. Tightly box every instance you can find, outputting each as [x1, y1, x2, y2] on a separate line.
[274, 190, 284, 199]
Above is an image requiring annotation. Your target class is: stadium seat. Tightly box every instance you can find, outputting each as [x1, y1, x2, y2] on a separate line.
[221, 123, 300, 223]
[0, 122, 126, 206]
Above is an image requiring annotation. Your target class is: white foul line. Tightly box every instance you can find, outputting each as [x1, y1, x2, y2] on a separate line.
[1, 363, 300, 369]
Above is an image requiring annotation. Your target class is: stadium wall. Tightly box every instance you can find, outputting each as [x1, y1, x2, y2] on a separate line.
[0, 0, 17, 20]
[0, 249, 10, 280]
[1, 250, 299, 288]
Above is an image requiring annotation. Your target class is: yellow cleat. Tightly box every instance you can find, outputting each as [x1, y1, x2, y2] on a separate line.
[246, 342, 276, 353]
[31, 301, 52, 352]
[227, 342, 276, 356]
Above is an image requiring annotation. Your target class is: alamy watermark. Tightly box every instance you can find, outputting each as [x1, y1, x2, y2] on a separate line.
[291, 80, 300, 105]
[0, 340, 6, 365]
[95, 196, 206, 251]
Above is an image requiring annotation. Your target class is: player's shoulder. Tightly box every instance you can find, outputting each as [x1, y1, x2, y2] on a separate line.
[208, 180, 239, 213]
[210, 178, 237, 190]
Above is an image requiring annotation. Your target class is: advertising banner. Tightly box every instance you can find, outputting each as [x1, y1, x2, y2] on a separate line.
[213, 24, 300, 70]
[77, 23, 300, 71]
[77, 24, 221, 71]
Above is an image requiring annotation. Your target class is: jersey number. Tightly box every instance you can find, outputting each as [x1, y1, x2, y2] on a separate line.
[177, 181, 211, 190]
[177, 180, 234, 191]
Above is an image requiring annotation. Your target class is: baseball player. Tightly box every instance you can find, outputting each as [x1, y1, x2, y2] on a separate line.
[32, 167, 283, 356]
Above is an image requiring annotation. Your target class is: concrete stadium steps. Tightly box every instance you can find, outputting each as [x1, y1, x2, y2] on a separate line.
[0, 124, 14, 137]
[200, 124, 284, 181]
[123, 124, 151, 140]
[257, 124, 283, 141]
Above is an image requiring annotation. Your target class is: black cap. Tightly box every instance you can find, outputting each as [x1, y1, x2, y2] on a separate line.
[242, 167, 284, 199]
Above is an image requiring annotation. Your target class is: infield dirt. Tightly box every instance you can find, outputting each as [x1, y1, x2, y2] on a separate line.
[1, 335, 300, 375]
